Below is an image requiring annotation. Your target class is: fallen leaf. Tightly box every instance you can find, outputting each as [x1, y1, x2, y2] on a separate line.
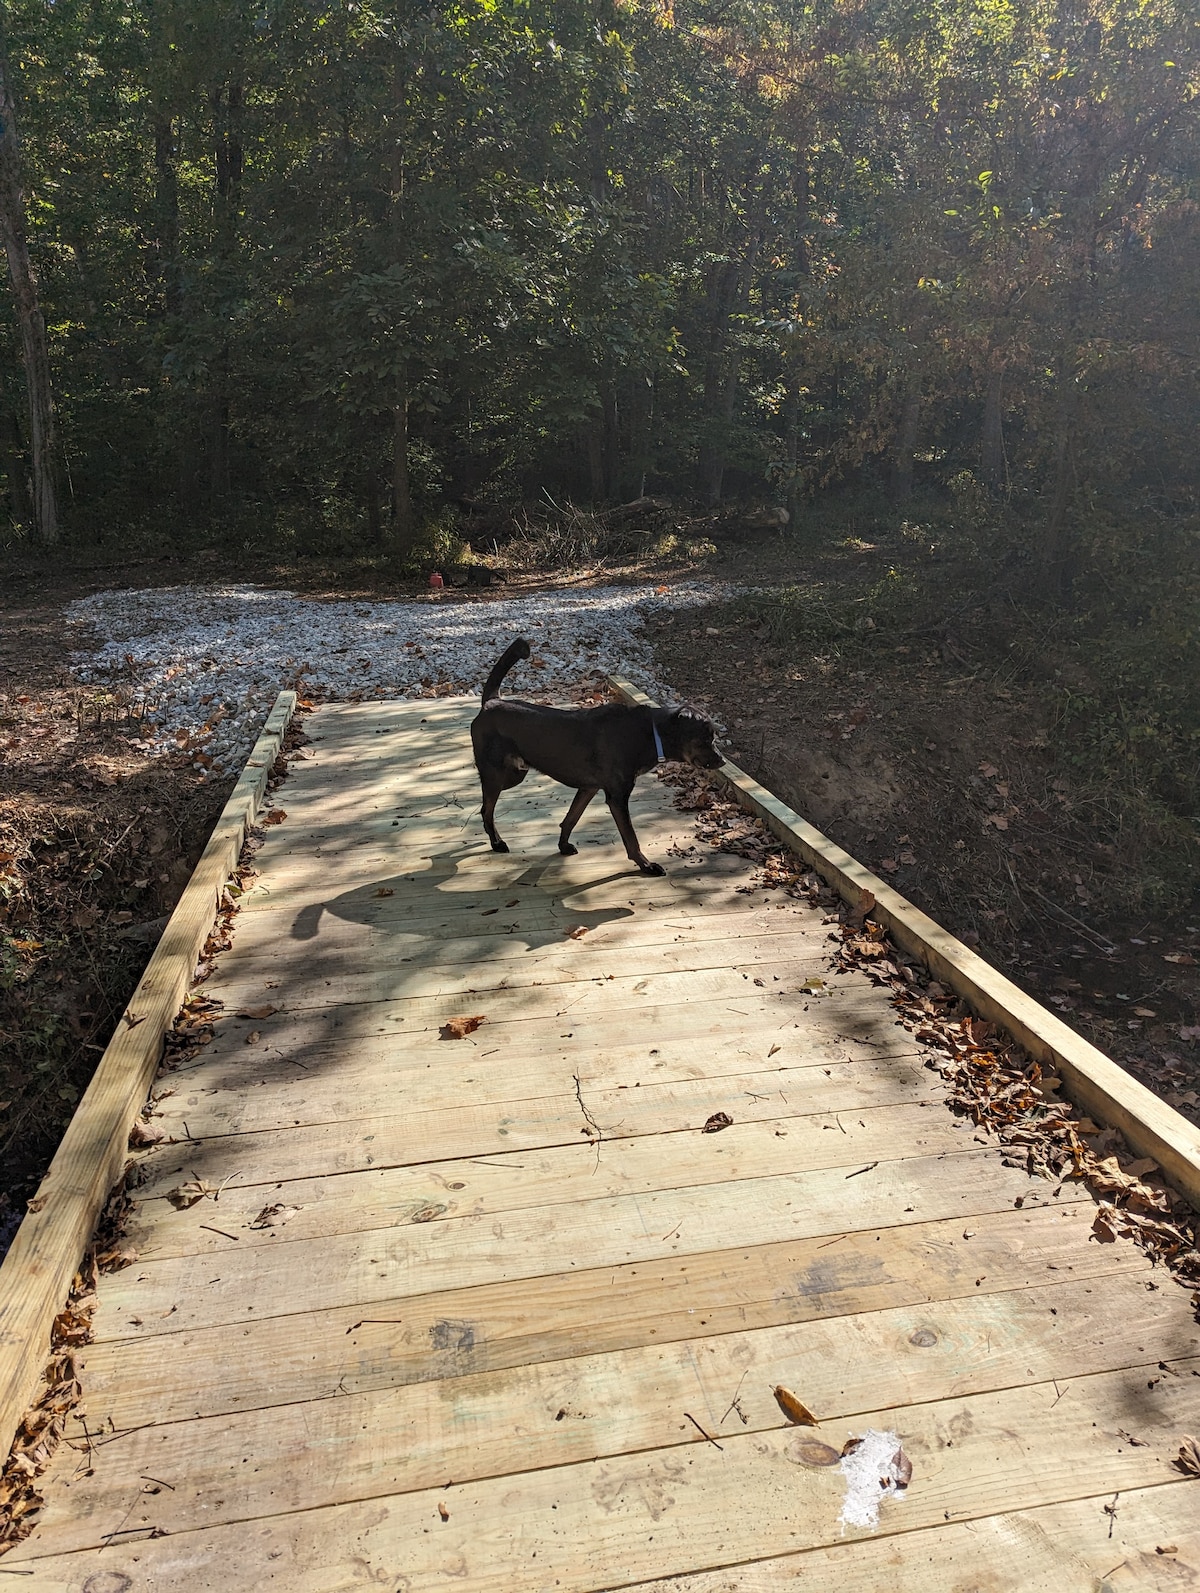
[264, 809, 287, 825]
[250, 1203, 301, 1229]
[1164, 953, 1195, 966]
[984, 814, 1009, 831]
[128, 1119, 165, 1148]
[892, 1446, 913, 1488]
[774, 1385, 820, 1425]
[1176, 1436, 1200, 1478]
[1133, 1007, 1157, 1019]
[702, 1111, 733, 1133]
[236, 1005, 277, 1020]
[167, 1178, 214, 1209]
[979, 762, 998, 778]
[1091, 1202, 1128, 1242]
[438, 1502, 450, 1521]
[374, 887, 395, 898]
[566, 925, 590, 940]
[441, 1014, 486, 1039]
[245, 1030, 261, 1045]
[1180, 1027, 1200, 1042]
[800, 978, 826, 994]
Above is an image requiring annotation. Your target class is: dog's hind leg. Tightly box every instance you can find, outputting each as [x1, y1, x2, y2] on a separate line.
[479, 762, 527, 853]
[605, 786, 665, 876]
[558, 786, 599, 855]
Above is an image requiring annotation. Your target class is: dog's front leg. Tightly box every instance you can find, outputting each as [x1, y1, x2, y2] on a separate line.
[558, 786, 599, 855]
[605, 787, 665, 876]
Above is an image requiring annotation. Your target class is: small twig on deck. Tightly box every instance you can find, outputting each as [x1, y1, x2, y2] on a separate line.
[1050, 1380, 1071, 1408]
[720, 1370, 749, 1426]
[844, 1161, 878, 1179]
[345, 1319, 405, 1334]
[140, 1476, 176, 1491]
[199, 1224, 241, 1242]
[573, 1073, 603, 1170]
[1103, 1493, 1120, 1538]
[684, 1412, 723, 1450]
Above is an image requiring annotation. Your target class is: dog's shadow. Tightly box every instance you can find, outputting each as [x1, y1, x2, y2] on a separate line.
[289, 856, 641, 948]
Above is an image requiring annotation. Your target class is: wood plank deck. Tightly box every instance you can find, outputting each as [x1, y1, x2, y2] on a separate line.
[8, 697, 1200, 1590]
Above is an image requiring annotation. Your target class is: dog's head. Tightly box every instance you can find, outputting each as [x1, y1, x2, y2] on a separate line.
[669, 707, 723, 769]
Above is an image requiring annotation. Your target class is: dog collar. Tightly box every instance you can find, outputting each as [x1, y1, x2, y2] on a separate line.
[652, 722, 665, 764]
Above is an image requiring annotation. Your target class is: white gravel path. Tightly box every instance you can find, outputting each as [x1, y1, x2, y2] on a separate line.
[66, 582, 723, 777]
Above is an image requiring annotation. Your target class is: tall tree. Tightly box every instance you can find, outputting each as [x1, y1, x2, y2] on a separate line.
[0, 24, 58, 542]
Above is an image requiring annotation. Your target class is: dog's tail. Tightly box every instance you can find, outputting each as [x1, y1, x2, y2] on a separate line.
[481, 637, 531, 703]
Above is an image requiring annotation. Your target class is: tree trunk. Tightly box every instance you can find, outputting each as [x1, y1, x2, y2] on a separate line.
[210, 79, 243, 501]
[783, 375, 802, 528]
[0, 37, 59, 543]
[586, 412, 605, 503]
[153, 113, 181, 319]
[392, 360, 413, 551]
[365, 468, 382, 545]
[980, 356, 1006, 494]
[1, 399, 29, 523]
[1042, 377, 1076, 600]
[890, 375, 922, 503]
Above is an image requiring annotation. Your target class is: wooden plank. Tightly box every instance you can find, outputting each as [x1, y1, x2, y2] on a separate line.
[205, 931, 836, 1011]
[0, 690, 297, 1461]
[11, 1359, 1200, 1588]
[24, 1270, 1197, 1559]
[180, 958, 878, 1036]
[89, 1147, 1078, 1343]
[609, 1487, 1200, 1593]
[125, 1101, 969, 1255]
[151, 979, 906, 1106]
[65, 1201, 1133, 1428]
[209, 897, 823, 967]
[151, 1032, 927, 1141]
[138, 1054, 939, 1193]
[611, 676, 1200, 1206]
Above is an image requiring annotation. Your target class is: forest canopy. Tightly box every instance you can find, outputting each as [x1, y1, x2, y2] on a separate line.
[0, 0, 1197, 577]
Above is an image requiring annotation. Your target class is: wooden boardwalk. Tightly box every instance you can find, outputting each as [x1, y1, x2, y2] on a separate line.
[9, 697, 1200, 1589]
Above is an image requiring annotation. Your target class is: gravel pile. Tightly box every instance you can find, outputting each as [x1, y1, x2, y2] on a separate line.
[66, 582, 722, 777]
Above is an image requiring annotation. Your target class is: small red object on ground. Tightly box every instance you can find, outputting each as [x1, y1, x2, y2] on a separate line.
[429, 571, 444, 589]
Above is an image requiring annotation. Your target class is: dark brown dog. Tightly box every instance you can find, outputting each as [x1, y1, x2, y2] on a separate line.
[470, 638, 722, 875]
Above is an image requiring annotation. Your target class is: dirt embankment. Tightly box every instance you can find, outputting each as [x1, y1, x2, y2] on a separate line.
[646, 585, 1200, 1137]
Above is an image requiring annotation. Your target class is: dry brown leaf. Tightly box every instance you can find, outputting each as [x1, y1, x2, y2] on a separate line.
[774, 1385, 819, 1425]
[438, 1501, 450, 1521]
[245, 1029, 261, 1045]
[128, 1118, 165, 1148]
[566, 925, 590, 940]
[374, 887, 395, 898]
[1176, 1436, 1200, 1478]
[264, 808, 287, 825]
[167, 1178, 214, 1209]
[236, 1004, 277, 1020]
[892, 1446, 913, 1488]
[702, 1111, 733, 1133]
[441, 1014, 486, 1040]
[249, 1203, 301, 1229]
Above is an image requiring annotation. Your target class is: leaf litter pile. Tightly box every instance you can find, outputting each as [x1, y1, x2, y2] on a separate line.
[662, 764, 1200, 1305]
